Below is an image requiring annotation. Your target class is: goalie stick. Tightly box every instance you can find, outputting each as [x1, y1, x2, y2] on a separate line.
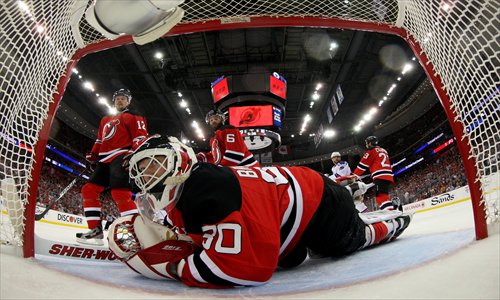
[35, 168, 90, 221]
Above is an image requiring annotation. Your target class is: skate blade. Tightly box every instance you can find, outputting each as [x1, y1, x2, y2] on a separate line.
[76, 237, 104, 246]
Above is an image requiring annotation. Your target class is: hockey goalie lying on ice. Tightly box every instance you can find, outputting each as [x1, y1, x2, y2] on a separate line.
[107, 134, 413, 289]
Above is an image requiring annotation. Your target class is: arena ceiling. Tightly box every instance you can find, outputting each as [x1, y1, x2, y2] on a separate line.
[56, 26, 430, 161]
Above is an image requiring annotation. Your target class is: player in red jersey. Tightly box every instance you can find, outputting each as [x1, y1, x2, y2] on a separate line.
[353, 136, 396, 210]
[196, 109, 259, 167]
[76, 89, 148, 245]
[106, 135, 412, 288]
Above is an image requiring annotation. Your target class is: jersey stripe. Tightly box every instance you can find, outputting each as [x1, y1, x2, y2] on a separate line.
[281, 190, 294, 228]
[240, 155, 257, 166]
[279, 168, 304, 255]
[223, 156, 242, 164]
[98, 149, 129, 162]
[186, 255, 208, 283]
[357, 162, 369, 171]
[224, 150, 245, 158]
[372, 169, 393, 176]
[188, 251, 266, 286]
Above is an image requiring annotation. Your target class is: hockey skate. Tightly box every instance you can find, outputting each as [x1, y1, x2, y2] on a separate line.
[76, 226, 104, 246]
[392, 196, 403, 211]
[383, 214, 413, 243]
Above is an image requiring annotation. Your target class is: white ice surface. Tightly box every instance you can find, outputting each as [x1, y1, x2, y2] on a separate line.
[1, 200, 499, 299]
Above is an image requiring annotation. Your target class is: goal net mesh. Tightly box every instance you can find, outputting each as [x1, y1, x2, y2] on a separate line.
[1, 0, 498, 248]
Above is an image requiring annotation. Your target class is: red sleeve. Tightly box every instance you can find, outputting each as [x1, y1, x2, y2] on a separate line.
[176, 211, 277, 288]
[91, 118, 105, 154]
[124, 114, 149, 150]
[196, 151, 215, 164]
[353, 150, 372, 176]
[218, 128, 250, 167]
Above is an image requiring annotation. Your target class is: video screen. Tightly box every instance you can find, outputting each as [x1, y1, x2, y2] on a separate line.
[229, 105, 274, 128]
[269, 74, 286, 99]
[211, 77, 229, 103]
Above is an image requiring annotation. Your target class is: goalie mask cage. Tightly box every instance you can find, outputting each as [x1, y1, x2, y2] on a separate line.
[0, 0, 498, 258]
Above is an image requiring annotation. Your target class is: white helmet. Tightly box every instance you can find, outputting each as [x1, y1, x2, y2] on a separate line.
[331, 151, 341, 159]
[128, 134, 197, 217]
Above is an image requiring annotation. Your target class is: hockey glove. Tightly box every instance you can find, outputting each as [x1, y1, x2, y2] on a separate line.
[121, 150, 134, 171]
[86, 151, 98, 163]
[85, 152, 98, 171]
[346, 181, 374, 198]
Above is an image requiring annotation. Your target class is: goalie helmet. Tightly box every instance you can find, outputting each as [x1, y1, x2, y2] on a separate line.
[128, 134, 197, 217]
[113, 88, 132, 102]
[205, 109, 225, 124]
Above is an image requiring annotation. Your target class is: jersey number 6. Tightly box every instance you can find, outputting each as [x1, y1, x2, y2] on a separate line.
[226, 134, 235, 143]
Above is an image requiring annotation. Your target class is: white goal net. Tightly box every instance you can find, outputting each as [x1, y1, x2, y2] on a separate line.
[1, 0, 498, 256]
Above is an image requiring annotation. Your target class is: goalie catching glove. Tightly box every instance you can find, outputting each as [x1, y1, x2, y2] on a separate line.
[108, 214, 197, 280]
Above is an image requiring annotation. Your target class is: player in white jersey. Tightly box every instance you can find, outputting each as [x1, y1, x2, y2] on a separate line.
[328, 152, 352, 182]
[328, 151, 368, 212]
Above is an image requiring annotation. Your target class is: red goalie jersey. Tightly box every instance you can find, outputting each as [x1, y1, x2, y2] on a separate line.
[91, 109, 148, 163]
[163, 164, 324, 288]
[353, 146, 394, 182]
[197, 125, 259, 167]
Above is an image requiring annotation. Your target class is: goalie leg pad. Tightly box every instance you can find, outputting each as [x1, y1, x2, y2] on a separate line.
[361, 212, 414, 248]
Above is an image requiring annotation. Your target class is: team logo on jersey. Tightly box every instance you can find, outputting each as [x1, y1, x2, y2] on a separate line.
[211, 139, 222, 164]
[102, 119, 120, 141]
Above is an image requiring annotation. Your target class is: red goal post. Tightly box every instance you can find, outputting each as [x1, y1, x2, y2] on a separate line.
[0, 0, 498, 258]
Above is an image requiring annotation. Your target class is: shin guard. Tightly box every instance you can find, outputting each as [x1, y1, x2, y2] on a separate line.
[81, 183, 105, 229]
[111, 188, 138, 216]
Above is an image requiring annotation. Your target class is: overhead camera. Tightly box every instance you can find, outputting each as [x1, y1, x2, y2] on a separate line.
[85, 0, 185, 45]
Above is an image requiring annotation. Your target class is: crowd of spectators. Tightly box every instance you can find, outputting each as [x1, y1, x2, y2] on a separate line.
[36, 164, 119, 218]
[35, 144, 467, 215]
[363, 147, 467, 210]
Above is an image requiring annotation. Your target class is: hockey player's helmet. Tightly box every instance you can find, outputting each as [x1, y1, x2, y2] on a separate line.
[112, 88, 132, 102]
[331, 151, 341, 159]
[128, 134, 197, 216]
[205, 109, 225, 124]
[365, 136, 378, 148]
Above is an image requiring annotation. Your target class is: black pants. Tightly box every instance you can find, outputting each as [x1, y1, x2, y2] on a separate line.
[278, 176, 366, 268]
[88, 154, 130, 189]
[303, 175, 366, 257]
[374, 179, 391, 195]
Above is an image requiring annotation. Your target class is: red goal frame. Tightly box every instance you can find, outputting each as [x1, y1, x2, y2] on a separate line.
[23, 17, 487, 258]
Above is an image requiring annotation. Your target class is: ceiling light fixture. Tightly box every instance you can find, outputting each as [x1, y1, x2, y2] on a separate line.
[402, 63, 413, 75]
[323, 129, 335, 138]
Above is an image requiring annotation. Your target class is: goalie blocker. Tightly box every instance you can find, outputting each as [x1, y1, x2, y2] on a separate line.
[106, 134, 414, 288]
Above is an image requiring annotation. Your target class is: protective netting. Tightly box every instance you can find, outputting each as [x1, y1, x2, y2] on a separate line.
[399, 0, 499, 225]
[0, 0, 78, 245]
[0, 0, 498, 249]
